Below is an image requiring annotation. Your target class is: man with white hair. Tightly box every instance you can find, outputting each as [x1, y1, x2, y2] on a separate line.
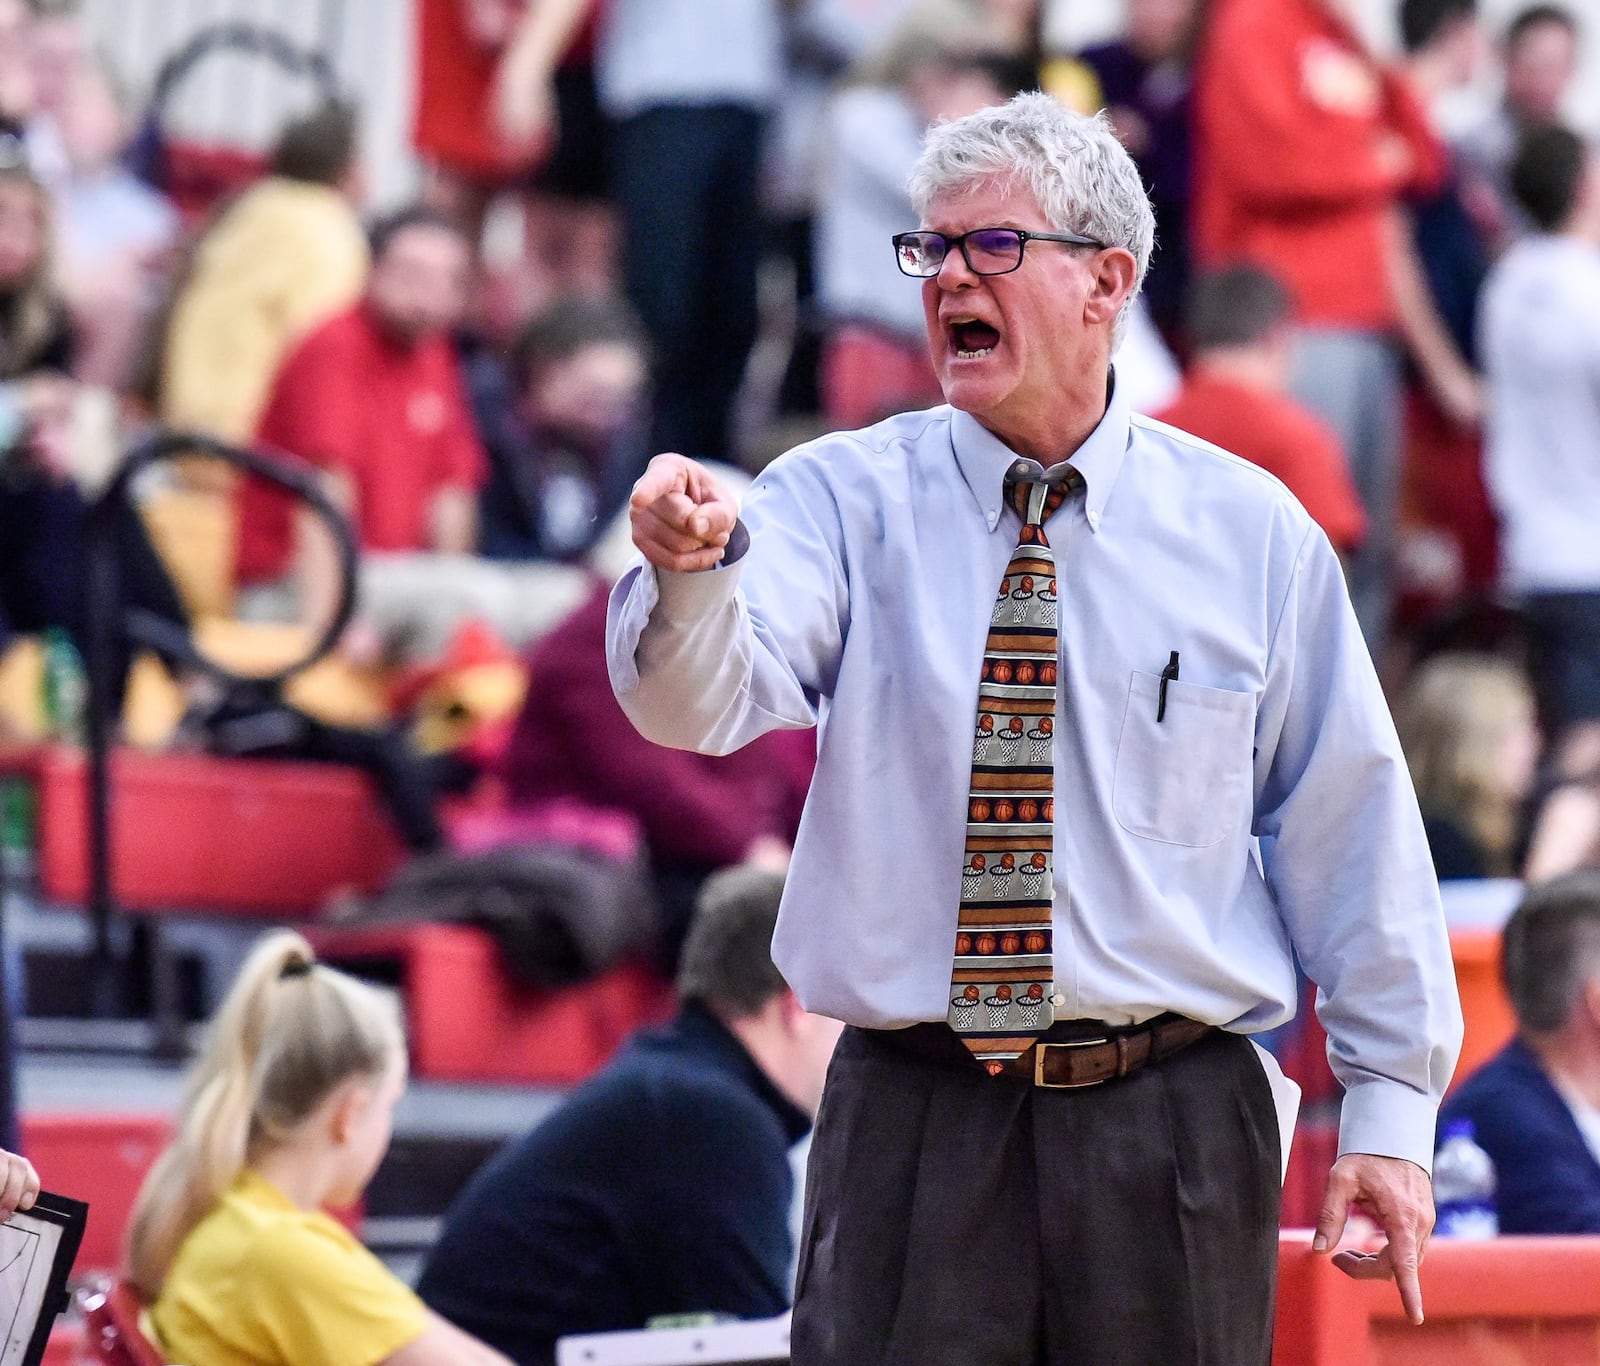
[608, 94, 1460, 1362]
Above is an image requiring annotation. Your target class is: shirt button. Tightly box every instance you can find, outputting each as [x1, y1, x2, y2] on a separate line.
[1012, 461, 1030, 477]
[987, 510, 999, 528]
[1051, 993, 1066, 1007]
[1087, 510, 1100, 529]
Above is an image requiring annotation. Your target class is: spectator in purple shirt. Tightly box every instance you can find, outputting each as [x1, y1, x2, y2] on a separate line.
[503, 487, 814, 964]
[1050, 0, 1202, 339]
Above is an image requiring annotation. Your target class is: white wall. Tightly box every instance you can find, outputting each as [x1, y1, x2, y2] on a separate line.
[75, 0, 1600, 213]
[80, 0, 420, 206]
[1045, 0, 1600, 130]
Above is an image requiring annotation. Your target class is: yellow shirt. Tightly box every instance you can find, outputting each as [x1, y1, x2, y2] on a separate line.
[160, 177, 369, 444]
[152, 1170, 428, 1366]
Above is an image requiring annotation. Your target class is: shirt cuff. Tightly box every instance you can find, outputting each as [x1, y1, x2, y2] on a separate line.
[654, 553, 745, 622]
[1337, 1078, 1440, 1174]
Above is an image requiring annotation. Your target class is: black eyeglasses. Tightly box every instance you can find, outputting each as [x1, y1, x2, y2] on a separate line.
[891, 226, 1106, 278]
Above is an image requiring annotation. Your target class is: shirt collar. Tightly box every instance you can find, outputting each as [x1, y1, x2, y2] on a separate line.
[949, 366, 1131, 535]
[673, 1002, 813, 1144]
[233, 1168, 298, 1212]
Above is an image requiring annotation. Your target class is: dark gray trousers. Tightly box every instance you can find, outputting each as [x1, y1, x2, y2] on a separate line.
[791, 1025, 1281, 1366]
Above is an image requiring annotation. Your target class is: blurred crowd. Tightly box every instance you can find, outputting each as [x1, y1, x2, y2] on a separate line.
[0, 0, 1596, 941]
[0, 0, 1597, 1353]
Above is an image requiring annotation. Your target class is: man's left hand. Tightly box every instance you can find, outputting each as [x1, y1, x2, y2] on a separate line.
[1313, 1153, 1434, 1325]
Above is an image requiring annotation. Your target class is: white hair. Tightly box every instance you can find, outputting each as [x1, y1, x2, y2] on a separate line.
[908, 92, 1156, 348]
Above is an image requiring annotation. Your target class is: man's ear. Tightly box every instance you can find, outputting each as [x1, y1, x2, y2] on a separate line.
[1583, 975, 1600, 1031]
[1083, 247, 1139, 329]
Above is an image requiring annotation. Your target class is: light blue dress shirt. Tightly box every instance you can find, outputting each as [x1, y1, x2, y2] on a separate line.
[607, 373, 1463, 1170]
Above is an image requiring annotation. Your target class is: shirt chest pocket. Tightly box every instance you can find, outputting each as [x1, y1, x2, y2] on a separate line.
[1112, 671, 1257, 848]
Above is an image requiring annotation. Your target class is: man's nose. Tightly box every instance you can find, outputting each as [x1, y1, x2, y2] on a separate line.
[934, 245, 979, 288]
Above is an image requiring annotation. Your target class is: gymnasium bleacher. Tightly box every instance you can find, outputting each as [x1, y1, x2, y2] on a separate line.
[6, 0, 1600, 1360]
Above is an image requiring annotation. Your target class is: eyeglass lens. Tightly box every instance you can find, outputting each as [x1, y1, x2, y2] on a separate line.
[897, 229, 1025, 277]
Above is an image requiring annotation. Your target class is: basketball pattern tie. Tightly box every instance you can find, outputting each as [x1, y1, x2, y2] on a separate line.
[949, 473, 1076, 1075]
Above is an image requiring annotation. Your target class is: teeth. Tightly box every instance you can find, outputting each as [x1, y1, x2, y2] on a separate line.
[956, 347, 994, 359]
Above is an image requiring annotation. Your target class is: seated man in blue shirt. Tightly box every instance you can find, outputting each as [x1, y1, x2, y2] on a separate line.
[417, 863, 841, 1364]
[470, 295, 650, 564]
[1441, 871, 1600, 1233]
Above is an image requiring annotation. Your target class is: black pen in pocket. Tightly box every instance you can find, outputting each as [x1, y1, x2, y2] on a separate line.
[1157, 650, 1180, 722]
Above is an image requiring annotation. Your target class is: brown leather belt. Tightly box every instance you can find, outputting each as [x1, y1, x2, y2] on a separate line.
[870, 1014, 1216, 1088]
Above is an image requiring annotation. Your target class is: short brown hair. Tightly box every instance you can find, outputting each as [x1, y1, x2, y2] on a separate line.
[367, 202, 467, 262]
[1510, 124, 1588, 232]
[1503, 872, 1600, 1033]
[1506, 3, 1577, 52]
[271, 100, 359, 186]
[510, 295, 647, 393]
[676, 865, 789, 1019]
[1186, 263, 1293, 351]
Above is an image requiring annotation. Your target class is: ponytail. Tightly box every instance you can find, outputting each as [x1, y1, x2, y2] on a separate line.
[125, 931, 401, 1300]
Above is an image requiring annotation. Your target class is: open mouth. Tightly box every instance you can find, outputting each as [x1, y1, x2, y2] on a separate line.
[950, 318, 1001, 359]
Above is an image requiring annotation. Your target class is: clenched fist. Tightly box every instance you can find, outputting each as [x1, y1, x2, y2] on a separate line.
[629, 454, 741, 573]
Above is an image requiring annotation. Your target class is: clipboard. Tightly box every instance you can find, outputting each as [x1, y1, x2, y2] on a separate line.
[0, 1191, 88, 1366]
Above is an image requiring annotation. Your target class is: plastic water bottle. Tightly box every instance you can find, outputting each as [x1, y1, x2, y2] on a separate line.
[1433, 1118, 1498, 1238]
[40, 626, 86, 745]
[0, 776, 33, 879]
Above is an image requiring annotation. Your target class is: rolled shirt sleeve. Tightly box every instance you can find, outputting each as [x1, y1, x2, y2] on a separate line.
[608, 456, 849, 755]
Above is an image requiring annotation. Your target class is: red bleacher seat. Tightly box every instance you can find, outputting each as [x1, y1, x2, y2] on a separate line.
[1280, 1121, 1339, 1229]
[42, 1322, 83, 1366]
[308, 922, 675, 1086]
[1274, 1230, 1600, 1364]
[20, 1113, 172, 1279]
[1279, 984, 1338, 1109]
[76, 1280, 164, 1366]
[28, 746, 403, 915]
[21, 1111, 359, 1305]
[1451, 929, 1516, 1083]
[822, 325, 943, 429]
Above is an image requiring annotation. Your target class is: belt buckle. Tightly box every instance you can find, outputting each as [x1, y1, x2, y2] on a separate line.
[1033, 1036, 1110, 1088]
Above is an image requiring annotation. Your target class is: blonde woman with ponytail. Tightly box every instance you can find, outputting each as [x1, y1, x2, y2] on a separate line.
[127, 931, 510, 1366]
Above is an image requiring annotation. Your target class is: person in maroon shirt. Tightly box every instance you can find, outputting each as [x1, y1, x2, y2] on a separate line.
[504, 486, 814, 963]
[1156, 263, 1367, 555]
[238, 205, 485, 633]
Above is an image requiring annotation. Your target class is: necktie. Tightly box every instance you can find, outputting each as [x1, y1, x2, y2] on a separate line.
[949, 473, 1074, 1075]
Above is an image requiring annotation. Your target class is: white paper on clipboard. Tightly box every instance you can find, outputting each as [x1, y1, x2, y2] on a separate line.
[0, 1211, 64, 1365]
[1251, 1041, 1302, 1186]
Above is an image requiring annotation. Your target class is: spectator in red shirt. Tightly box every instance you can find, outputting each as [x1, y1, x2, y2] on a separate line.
[1155, 263, 1366, 555]
[1194, 0, 1476, 647]
[239, 205, 484, 636]
[411, 0, 614, 315]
